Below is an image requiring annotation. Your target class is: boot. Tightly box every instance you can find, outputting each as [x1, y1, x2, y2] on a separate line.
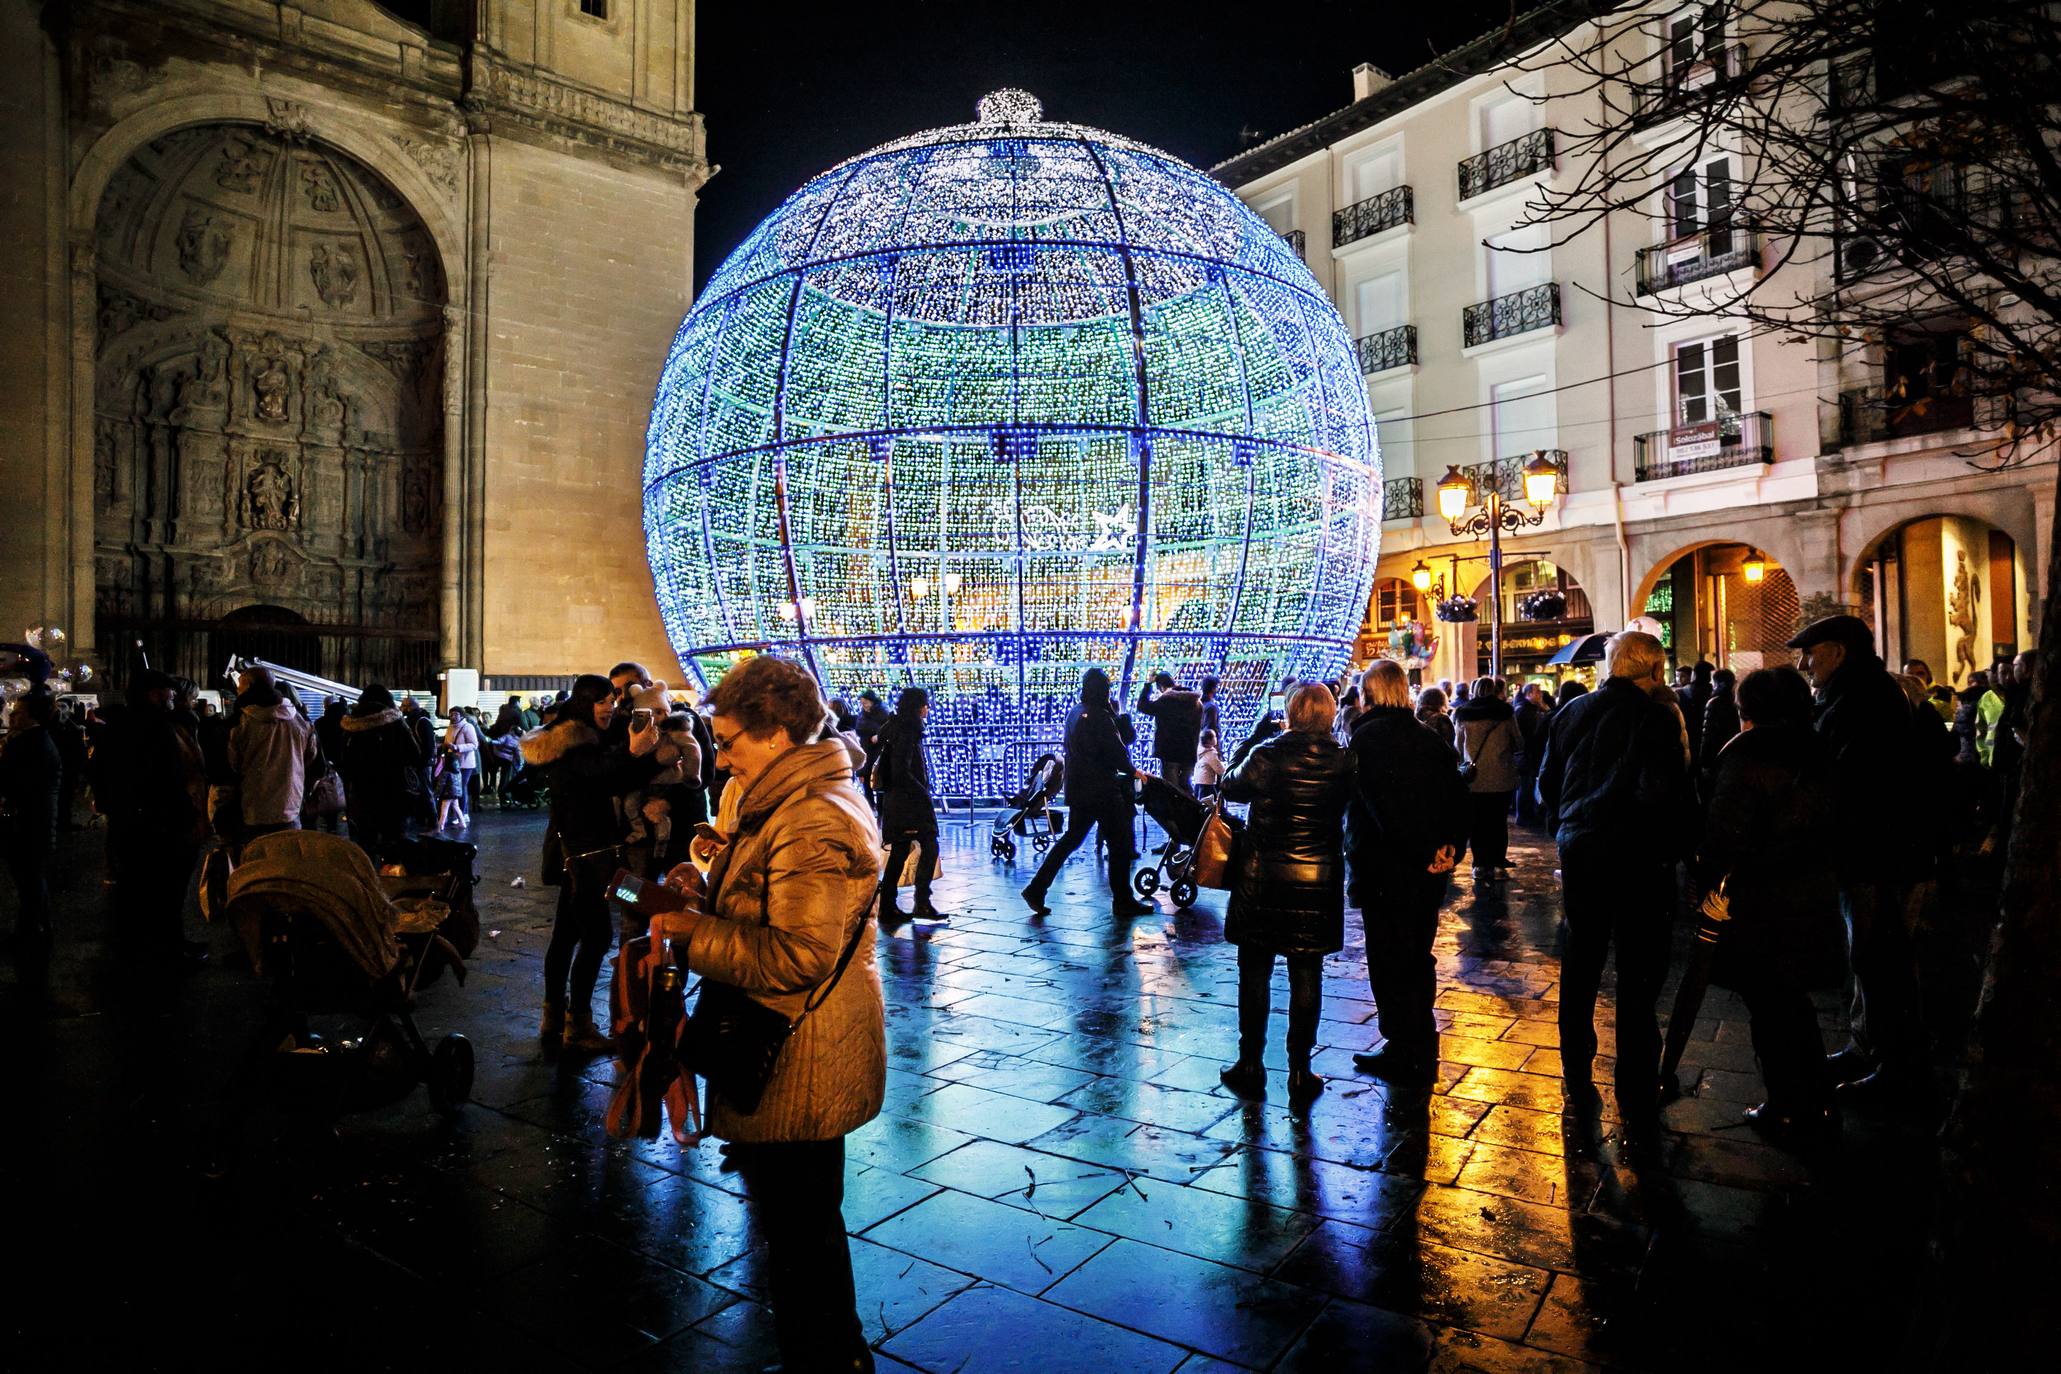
[540, 1000, 566, 1041]
[1219, 1060, 1266, 1100]
[1020, 885, 1051, 916]
[879, 889, 911, 925]
[563, 1017, 614, 1054]
[1287, 1059, 1325, 1110]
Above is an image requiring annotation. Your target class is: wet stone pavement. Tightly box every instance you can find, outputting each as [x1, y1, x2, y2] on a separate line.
[7, 809, 1944, 1371]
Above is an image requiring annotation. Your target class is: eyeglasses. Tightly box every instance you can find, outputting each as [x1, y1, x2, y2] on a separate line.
[712, 728, 742, 755]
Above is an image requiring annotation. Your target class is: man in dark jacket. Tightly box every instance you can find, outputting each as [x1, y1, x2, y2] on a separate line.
[1676, 660, 1714, 765]
[1345, 661, 1469, 1083]
[400, 695, 437, 831]
[1023, 667, 1148, 917]
[1535, 632, 1693, 1142]
[1790, 614, 1929, 1107]
[94, 671, 211, 963]
[1513, 682, 1548, 827]
[1698, 667, 1740, 795]
[1, 688, 63, 947]
[1137, 672, 1204, 795]
[854, 689, 889, 807]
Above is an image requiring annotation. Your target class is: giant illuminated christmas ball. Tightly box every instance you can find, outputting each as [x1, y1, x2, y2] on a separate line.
[645, 91, 1380, 790]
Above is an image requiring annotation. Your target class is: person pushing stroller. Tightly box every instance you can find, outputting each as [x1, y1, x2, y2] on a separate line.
[1022, 667, 1151, 918]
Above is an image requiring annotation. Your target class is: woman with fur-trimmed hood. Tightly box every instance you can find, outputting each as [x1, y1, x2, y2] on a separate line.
[522, 674, 664, 1051]
[338, 684, 422, 850]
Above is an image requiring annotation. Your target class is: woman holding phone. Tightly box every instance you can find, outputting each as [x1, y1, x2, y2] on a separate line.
[650, 655, 885, 1373]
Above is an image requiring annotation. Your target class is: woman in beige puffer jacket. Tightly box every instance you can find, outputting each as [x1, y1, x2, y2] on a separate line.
[651, 654, 883, 1373]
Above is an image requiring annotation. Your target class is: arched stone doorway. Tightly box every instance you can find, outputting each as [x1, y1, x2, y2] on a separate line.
[92, 122, 444, 690]
[1637, 541, 1801, 673]
[1466, 558, 1594, 683]
[1853, 516, 2030, 689]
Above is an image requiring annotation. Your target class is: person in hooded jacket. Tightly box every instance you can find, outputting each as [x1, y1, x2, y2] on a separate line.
[1698, 667, 1740, 797]
[649, 653, 885, 1374]
[226, 665, 322, 850]
[1788, 615, 1929, 1108]
[338, 685, 422, 851]
[1698, 667, 1844, 1145]
[1216, 683, 1355, 1108]
[874, 687, 949, 924]
[523, 673, 663, 1052]
[1345, 660, 1469, 1083]
[1455, 678, 1522, 880]
[1137, 672, 1205, 795]
[1022, 666, 1148, 917]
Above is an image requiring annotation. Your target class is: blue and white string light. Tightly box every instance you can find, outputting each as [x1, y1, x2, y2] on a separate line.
[644, 91, 1381, 790]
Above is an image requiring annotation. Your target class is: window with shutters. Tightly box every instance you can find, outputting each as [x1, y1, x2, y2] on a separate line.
[1674, 335, 1743, 425]
[1667, 157, 1734, 250]
[1664, 5, 1726, 79]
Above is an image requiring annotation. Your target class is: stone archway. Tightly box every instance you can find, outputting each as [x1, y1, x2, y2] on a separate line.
[1634, 539, 1803, 672]
[91, 122, 444, 689]
[1851, 514, 2031, 688]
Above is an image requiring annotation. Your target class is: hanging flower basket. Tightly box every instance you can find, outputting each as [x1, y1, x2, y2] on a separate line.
[1434, 594, 1478, 623]
[1519, 590, 1568, 622]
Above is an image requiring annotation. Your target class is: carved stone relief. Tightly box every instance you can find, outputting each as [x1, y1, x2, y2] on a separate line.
[92, 124, 447, 685]
[175, 209, 231, 284]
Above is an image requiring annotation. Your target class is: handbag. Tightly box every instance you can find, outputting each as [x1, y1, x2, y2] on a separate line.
[894, 844, 943, 888]
[1190, 801, 1237, 889]
[303, 766, 346, 818]
[687, 887, 870, 1116]
[1456, 726, 1479, 785]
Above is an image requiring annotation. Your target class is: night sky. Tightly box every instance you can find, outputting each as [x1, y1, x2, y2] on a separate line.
[691, 0, 1543, 291]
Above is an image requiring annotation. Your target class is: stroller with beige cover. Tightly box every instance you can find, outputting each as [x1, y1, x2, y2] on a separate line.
[217, 830, 475, 1116]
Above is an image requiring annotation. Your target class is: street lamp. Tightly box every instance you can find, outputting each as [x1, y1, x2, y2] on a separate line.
[1741, 548, 1766, 584]
[1410, 560, 1435, 594]
[1441, 450, 1563, 679]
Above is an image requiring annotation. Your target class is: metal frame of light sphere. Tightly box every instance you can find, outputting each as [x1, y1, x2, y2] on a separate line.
[643, 90, 1382, 794]
[1434, 451, 1563, 679]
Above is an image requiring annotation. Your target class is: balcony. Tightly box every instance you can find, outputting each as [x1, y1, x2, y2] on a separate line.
[1633, 411, 1774, 481]
[1636, 227, 1759, 294]
[1633, 43, 1745, 126]
[1354, 324, 1417, 374]
[1463, 282, 1561, 347]
[1280, 228, 1306, 261]
[1332, 186, 1414, 248]
[1457, 128, 1553, 201]
[1382, 477, 1423, 521]
[1461, 451, 1569, 506]
[1838, 385, 1974, 446]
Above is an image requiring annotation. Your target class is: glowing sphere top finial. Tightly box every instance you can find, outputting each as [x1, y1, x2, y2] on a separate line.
[975, 89, 1044, 124]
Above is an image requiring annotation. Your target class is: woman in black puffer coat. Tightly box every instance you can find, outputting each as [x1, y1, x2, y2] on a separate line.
[337, 685, 423, 850]
[1697, 665, 1843, 1144]
[874, 687, 949, 923]
[1217, 682, 1354, 1109]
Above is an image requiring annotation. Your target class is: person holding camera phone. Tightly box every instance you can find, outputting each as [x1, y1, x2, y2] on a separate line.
[647, 654, 885, 1374]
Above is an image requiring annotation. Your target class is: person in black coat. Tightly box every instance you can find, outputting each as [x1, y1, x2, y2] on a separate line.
[1022, 667, 1148, 917]
[93, 671, 212, 963]
[1137, 672, 1204, 796]
[520, 674, 663, 1051]
[1, 688, 63, 946]
[1344, 660, 1469, 1084]
[1217, 683, 1355, 1108]
[1698, 667, 1844, 1144]
[1698, 667, 1740, 796]
[853, 690, 889, 807]
[875, 687, 949, 924]
[1512, 682, 1548, 827]
[1534, 632, 1694, 1142]
[1788, 614, 1928, 1107]
[1676, 660, 1714, 764]
[337, 685, 423, 852]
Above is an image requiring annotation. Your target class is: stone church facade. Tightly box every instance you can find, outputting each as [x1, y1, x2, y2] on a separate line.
[1, 0, 709, 689]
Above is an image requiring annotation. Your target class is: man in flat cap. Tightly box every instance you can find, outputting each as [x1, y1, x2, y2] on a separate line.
[1788, 613, 1930, 1109]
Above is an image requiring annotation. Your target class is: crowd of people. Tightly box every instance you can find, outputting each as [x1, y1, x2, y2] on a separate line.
[0, 623, 2039, 1374]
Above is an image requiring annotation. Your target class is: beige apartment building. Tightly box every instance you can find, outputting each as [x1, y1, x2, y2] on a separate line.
[0, 0, 707, 692]
[1217, 3, 2053, 690]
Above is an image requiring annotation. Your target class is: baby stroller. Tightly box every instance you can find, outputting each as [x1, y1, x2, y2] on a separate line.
[1133, 774, 1221, 910]
[367, 835, 481, 986]
[219, 830, 475, 1117]
[991, 752, 1065, 862]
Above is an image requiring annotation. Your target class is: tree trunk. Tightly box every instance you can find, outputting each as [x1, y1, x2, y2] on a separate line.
[1931, 454, 2061, 1366]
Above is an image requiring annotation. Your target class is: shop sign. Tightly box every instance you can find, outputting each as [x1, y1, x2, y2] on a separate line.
[1668, 420, 1723, 460]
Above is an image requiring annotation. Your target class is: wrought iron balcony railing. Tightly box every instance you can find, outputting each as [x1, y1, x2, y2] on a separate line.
[1457, 128, 1554, 201]
[1354, 324, 1417, 374]
[1280, 228, 1306, 260]
[1634, 43, 1746, 125]
[1633, 410, 1774, 481]
[1382, 477, 1423, 521]
[1332, 186, 1414, 248]
[1462, 282, 1561, 347]
[1636, 227, 1760, 294]
[1838, 385, 1974, 446]
[1460, 451, 1569, 506]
